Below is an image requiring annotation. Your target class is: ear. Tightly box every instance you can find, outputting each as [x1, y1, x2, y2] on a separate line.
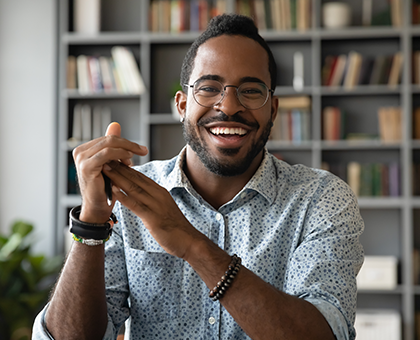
[175, 91, 187, 121]
[270, 96, 279, 123]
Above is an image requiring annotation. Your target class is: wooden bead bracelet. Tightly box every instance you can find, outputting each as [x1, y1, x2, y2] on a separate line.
[209, 254, 242, 301]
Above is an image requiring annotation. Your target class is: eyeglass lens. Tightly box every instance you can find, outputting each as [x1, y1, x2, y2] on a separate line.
[192, 79, 269, 109]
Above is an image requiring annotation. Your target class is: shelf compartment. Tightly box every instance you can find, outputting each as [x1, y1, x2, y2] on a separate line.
[150, 43, 190, 114]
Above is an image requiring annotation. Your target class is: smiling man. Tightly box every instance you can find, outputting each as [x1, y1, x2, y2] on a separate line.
[33, 14, 364, 340]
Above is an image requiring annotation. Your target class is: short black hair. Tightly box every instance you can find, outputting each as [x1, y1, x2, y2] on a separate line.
[180, 14, 277, 91]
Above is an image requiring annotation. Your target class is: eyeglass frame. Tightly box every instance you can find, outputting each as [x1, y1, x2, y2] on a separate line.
[183, 79, 275, 110]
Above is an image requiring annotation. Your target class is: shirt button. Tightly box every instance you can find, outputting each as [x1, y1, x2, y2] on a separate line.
[209, 316, 216, 325]
[215, 213, 222, 221]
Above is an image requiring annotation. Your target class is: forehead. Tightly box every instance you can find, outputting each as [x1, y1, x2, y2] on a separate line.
[190, 35, 271, 84]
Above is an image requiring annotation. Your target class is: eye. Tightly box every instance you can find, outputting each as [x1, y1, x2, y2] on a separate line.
[198, 85, 220, 93]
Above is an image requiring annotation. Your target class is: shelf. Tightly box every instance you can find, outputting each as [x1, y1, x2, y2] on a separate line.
[321, 140, 401, 150]
[358, 197, 404, 209]
[63, 89, 141, 99]
[358, 285, 405, 294]
[62, 32, 143, 44]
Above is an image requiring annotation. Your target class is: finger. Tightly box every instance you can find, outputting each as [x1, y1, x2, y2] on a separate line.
[105, 122, 121, 137]
[105, 160, 157, 191]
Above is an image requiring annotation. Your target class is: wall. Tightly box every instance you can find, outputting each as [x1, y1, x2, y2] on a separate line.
[0, 0, 56, 256]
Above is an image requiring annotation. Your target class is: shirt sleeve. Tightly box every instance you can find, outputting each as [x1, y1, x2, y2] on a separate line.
[31, 304, 118, 340]
[284, 173, 364, 340]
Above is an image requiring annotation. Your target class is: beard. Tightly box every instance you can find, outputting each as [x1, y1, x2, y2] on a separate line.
[182, 112, 272, 177]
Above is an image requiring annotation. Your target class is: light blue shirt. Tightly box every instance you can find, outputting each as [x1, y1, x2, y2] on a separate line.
[33, 148, 364, 340]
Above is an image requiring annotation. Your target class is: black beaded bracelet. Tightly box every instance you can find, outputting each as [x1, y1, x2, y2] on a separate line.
[209, 254, 242, 301]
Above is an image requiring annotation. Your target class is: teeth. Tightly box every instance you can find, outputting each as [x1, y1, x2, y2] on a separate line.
[210, 127, 247, 135]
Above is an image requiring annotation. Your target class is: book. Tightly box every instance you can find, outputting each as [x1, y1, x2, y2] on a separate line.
[277, 95, 311, 109]
[381, 164, 389, 196]
[88, 56, 102, 92]
[81, 104, 92, 141]
[414, 51, 420, 85]
[329, 54, 347, 87]
[358, 57, 374, 85]
[347, 162, 361, 196]
[378, 107, 401, 142]
[92, 106, 102, 139]
[66, 56, 77, 89]
[76, 54, 91, 93]
[324, 55, 338, 86]
[389, 162, 400, 197]
[297, 0, 311, 31]
[70, 104, 82, 143]
[99, 56, 116, 93]
[360, 163, 373, 197]
[369, 55, 386, 85]
[414, 107, 420, 139]
[254, 0, 267, 30]
[379, 55, 393, 85]
[390, 0, 402, 27]
[362, 0, 372, 26]
[343, 51, 363, 90]
[323, 106, 337, 141]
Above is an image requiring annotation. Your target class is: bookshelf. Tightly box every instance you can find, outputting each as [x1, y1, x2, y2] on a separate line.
[56, 0, 418, 339]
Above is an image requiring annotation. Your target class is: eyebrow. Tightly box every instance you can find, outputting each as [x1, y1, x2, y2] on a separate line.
[195, 75, 267, 85]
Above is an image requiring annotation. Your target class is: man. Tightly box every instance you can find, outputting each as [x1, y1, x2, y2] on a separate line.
[33, 14, 364, 340]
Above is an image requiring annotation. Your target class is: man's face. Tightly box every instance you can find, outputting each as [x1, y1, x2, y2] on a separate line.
[181, 35, 278, 177]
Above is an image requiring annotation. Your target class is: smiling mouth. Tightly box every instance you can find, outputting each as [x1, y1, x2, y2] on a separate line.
[209, 127, 247, 136]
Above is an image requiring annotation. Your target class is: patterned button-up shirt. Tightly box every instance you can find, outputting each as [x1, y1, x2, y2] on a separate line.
[33, 148, 364, 340]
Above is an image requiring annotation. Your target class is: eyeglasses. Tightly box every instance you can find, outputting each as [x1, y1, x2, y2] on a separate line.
[184, 79, 274, 110]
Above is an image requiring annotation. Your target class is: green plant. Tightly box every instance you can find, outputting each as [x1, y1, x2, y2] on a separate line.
[0, 221, 62, 340]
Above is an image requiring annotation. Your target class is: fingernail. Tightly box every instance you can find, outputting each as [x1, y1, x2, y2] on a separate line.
[103, 164, 112, 171]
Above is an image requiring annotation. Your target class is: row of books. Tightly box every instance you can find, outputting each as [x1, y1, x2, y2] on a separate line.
[149, 0, 225, 32]
[270, 95, 311, 142]
[237, 0, 311, 31]
[321, 52, 403, 89]
[322, 161, 400, 197]
[149, 0, 311, 33]
[66, 46, 146, 94]
[68, 104, 112, 146]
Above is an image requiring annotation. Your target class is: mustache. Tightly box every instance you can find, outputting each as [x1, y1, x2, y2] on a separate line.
[197, 112, 259, 129]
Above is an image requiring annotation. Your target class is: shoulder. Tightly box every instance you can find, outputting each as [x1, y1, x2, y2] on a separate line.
[269, 154, 355, 200]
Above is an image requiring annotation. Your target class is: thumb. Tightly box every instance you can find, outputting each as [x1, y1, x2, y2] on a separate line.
[105, 122, 121, 137]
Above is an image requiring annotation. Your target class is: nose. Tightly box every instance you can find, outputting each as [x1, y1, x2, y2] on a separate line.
[213, 86, 245, 116]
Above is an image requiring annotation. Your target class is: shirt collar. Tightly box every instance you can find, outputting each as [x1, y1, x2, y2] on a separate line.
[163, 147, 278, 205]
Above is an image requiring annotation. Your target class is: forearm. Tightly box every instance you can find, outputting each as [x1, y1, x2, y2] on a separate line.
[45, 242, 108, 340]
[185, 239, 335, 340]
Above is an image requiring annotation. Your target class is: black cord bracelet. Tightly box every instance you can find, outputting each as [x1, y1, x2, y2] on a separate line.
[209, 254, 242, 301]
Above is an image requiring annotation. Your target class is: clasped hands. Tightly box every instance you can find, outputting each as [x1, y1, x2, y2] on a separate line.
[73, 122, 201, 259]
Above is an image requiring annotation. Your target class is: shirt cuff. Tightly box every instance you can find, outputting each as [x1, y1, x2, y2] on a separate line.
[304, 297, 350, 340]
[32, 303, 117, 340]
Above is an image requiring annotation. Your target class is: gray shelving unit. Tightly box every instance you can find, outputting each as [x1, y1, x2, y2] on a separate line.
[56, 0, 420, 339]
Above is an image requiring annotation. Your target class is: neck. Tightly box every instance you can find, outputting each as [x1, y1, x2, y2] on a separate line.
[183, 146, 263, 209]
